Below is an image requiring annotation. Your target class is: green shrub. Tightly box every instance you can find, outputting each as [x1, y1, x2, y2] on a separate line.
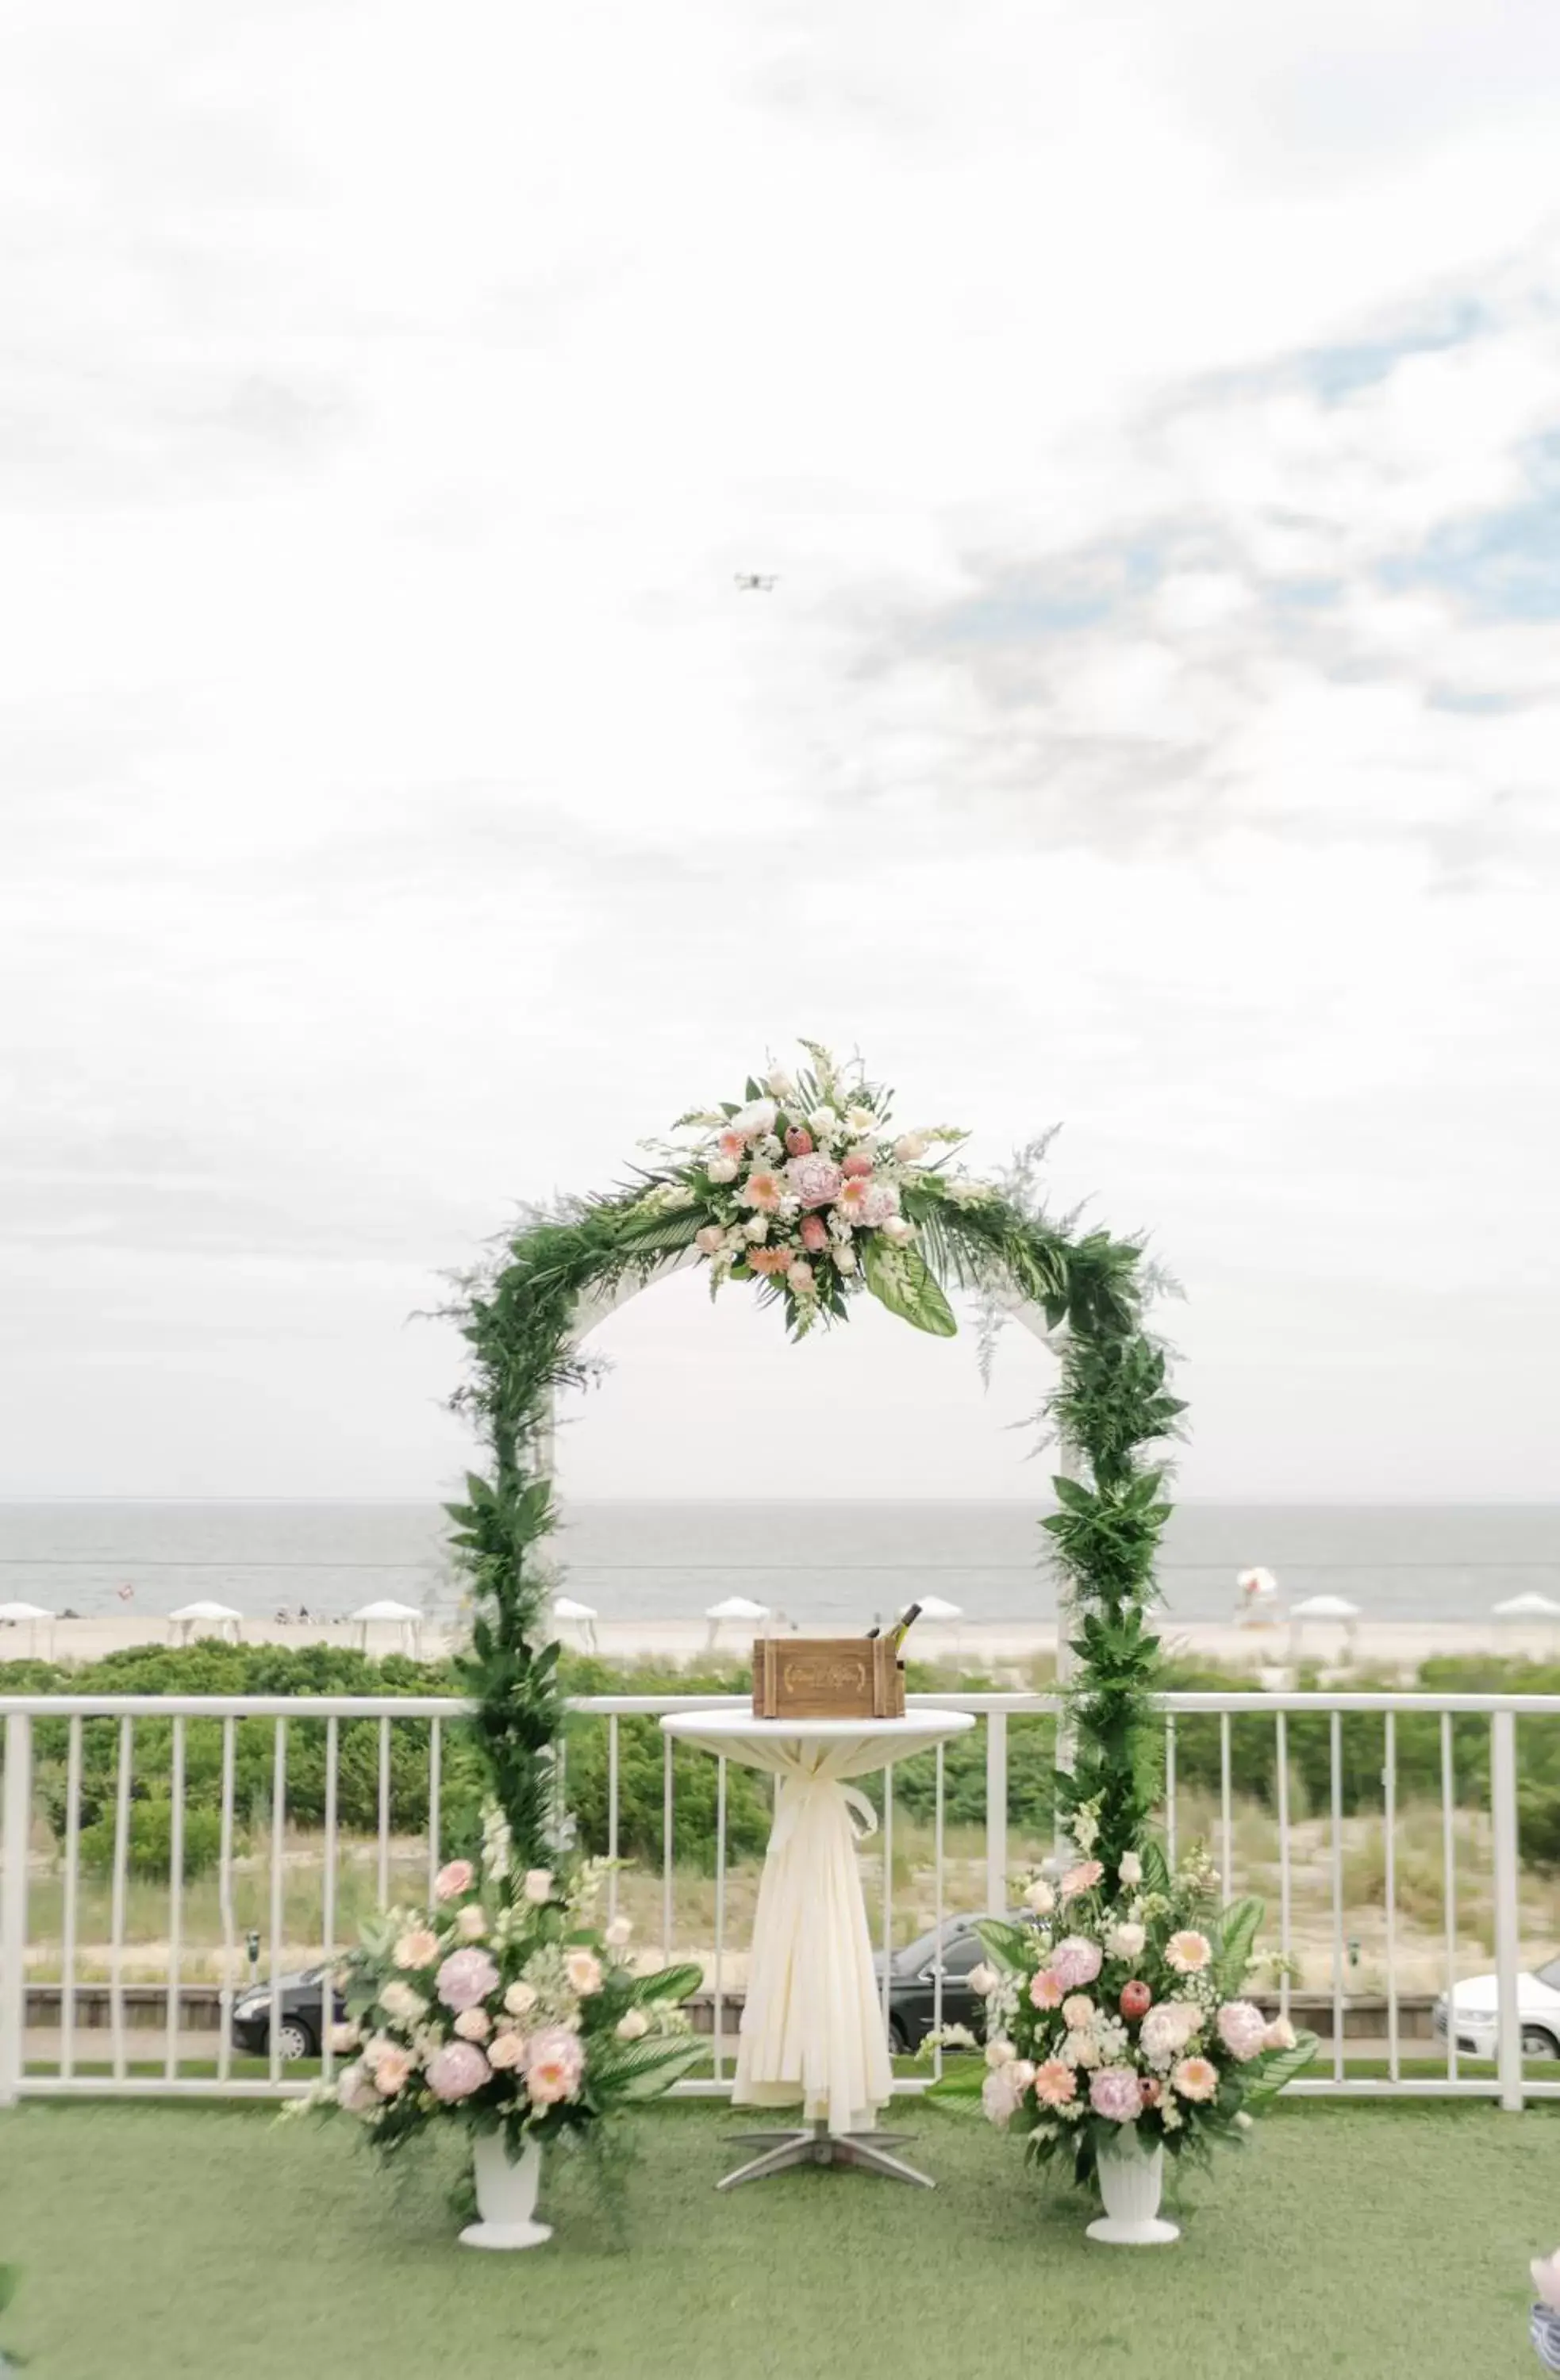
[79, 1797, 226, 1881]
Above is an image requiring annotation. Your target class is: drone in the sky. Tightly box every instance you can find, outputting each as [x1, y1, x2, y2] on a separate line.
[734, 573, 779, 592]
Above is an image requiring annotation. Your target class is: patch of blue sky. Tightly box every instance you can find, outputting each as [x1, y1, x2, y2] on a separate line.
[936, 540, 1166, 644]
[1297, 298, 1489, 401]
[1382, 487, 1560, 621]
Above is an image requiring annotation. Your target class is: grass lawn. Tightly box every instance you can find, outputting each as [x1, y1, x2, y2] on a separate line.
[2, 2098, 1557, 2380]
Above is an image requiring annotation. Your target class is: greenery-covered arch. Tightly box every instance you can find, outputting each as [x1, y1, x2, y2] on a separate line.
[445, 1043, 1182, 1876]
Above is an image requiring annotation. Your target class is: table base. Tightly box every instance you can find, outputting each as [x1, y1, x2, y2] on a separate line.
[716, 2119, 934, 2191]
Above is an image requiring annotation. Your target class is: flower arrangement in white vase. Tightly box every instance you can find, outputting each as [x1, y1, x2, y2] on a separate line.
[298, 1810, 705, 2248]
[928, 1812, 1316, 2244]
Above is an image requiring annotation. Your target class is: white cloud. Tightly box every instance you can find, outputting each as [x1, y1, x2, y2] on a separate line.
[1, 0, 1557, 1499]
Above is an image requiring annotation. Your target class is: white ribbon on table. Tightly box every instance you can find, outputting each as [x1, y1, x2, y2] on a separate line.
[728, 1742, 894, 2136]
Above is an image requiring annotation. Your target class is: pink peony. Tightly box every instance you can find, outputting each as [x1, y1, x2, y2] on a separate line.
[857, 1180, 900, 1228]
[436, 1946, 500, 2012]
[427, 2040, 490, 2102]
[982, 2065, 1022, 2128]
[1171, 2055, 1219, 2103]
[1089, 2067, 1143, 2123]
[1060, 1860, 1104, 1898]
[1030, 1969, 1064, 2010]
[1216, 2001, 1268, 2062]
[840, 1152, 874, 1179]
[785, 1127, 813, 1157]
[525, 2026, 584, 2106]
[434, 1860, 475, 1902]
[799, 1214, 828, 1253]
[1033, 2058, 1078, 2108]
[1050, 1936, 1104, 1991]
[785, 1153, 843, 1210]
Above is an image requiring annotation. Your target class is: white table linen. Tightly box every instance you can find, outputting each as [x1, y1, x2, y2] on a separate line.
[661, 1710, 974, 2135]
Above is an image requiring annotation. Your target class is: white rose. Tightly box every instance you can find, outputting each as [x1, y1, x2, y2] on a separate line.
[504, 1981, 539, 2017]
[521, 1870, 554, 1906]
[614, 2008, 651, 2042]
[378, 1983, 427, 2025]
[984, 2036, 1016, 2067]
[455, 1905, 487, 1941]
[966, 1964, 998, 1998]
[844, 1106, 878, 1136]
[1106, 1922, 1146, 1963]
[743, 1214, 770, 1243]
[786, 1262, 815, 1294]
[833, 1243, 857, 1273]
[730, 1098, 777, 1139]
[879, 1215, 915, 1246]
[807, 1105, 839, 1138]
[329, 2021, 360, 2052]
[764, 1069, 797, 1100]
[1118, 1852, 1143, 1887]
[893, 1132, 929, 1162]
[706, 1157, 738, 1184]
[453, 2006, 491, 2041]
[487, 2029, 526, 2070]
[1022, 1877, 1056, 1917]
[605, 1917, 633, 1948]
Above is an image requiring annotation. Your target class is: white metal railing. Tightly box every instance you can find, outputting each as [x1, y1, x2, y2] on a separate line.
[1, 1687, 1551, 2109]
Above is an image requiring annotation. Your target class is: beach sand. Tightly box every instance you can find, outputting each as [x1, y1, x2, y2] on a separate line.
[0, 1610, 1537, 1678]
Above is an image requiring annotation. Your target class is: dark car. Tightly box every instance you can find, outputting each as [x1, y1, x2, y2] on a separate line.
[231, 1967, 346, 2062]
[877, 1911, 1035, 2053]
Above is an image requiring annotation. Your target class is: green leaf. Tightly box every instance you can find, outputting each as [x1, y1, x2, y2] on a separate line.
[1217, 1896, 1264, 1994]
[1244, 2031, 1319, 2101]
[861, 1236, 957, 1338]
[586, 2034, 707, 2099]
[973, 1918, 1036, 1974]
[621, 1961, 705, 2008]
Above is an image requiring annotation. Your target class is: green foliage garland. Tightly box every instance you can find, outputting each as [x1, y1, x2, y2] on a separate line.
[445, 1045, 1182, 1873]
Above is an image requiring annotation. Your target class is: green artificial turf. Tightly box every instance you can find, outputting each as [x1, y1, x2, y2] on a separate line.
[1, 2098, 1555, 2380]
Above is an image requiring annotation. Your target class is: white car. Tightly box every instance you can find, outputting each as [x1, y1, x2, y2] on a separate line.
[1434, 1956, 1560, 2060]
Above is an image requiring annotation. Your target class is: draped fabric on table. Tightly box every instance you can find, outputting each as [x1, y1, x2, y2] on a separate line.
[665, 1719, 969, 2135]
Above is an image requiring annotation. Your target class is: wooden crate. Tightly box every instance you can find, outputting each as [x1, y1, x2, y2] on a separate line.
[751, 1635, 906, 1721]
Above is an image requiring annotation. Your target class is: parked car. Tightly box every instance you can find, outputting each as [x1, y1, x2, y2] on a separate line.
[1434, 1954, 1560, 2061]
[875, 1911, 1037, 2053]
[231, 1967, 346, 2062]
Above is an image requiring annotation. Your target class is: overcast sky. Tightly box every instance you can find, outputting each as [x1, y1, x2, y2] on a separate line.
[2, 0, 1557, 1506]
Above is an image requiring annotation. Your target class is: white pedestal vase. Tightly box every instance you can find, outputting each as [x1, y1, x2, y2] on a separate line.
[1085, 2139, 1179, 2247]
[459, 2132, 551, 2251]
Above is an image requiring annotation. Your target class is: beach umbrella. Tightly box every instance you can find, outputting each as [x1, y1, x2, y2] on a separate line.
[168, 1600, 243, 1645]
[0, 1599, 55, 1657]
[704, 1593, 770, 1649]
[351, 1598, 423, 1653]
[1493, 1593, 1560, 1619]
[1288, 1593, 1361, 1664]
[552, 1595, 599, 1651]
[916, 1595, 963, 1622]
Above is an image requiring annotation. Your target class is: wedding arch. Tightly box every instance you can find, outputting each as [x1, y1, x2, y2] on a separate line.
[444, 1042, 1182, 1874]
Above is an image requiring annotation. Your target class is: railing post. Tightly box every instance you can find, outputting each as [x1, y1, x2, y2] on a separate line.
[1491, 1707, 1523, 2113]
[1, 1712, 33, 2106]
[985, 1711, 1009, 1913]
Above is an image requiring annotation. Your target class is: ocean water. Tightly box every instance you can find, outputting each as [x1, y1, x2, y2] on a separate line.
[0, 1500, 1558, 1626]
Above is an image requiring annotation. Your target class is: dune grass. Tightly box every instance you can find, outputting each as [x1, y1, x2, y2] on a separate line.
[2, 2097, 1557, 2379]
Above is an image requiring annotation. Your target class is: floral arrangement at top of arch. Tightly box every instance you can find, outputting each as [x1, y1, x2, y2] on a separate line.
[639, 1039, 996, 1338]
